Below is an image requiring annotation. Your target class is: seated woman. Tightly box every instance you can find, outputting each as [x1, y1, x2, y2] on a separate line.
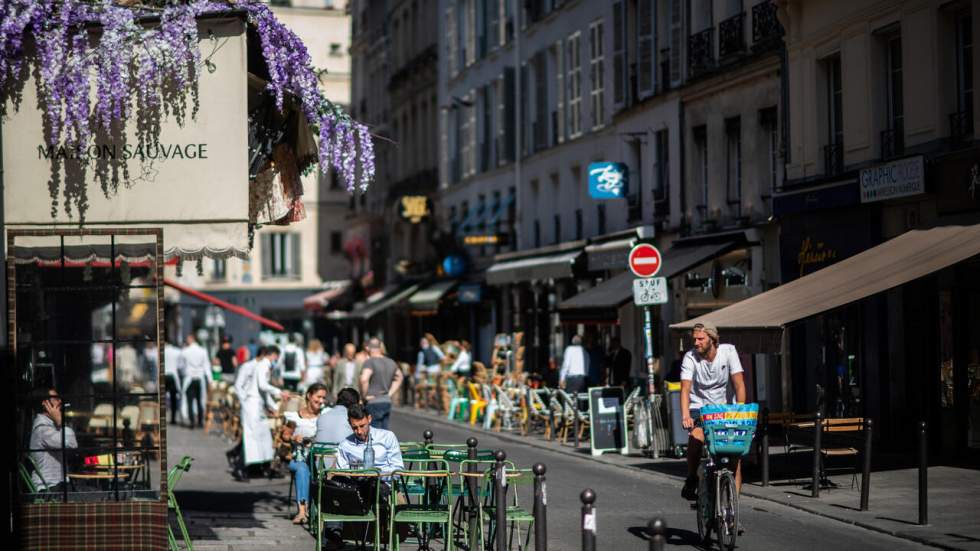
[283, 382, 327, 524]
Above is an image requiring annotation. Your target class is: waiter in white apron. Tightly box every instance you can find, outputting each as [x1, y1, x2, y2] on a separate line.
[233, 345, 287, 480]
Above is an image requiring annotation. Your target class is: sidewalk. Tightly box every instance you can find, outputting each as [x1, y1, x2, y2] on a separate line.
[397, 406, 980, 551]
[166, 424, 313, 551]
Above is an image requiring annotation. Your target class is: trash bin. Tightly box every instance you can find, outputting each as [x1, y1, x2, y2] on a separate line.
[666, 381, 687, 457]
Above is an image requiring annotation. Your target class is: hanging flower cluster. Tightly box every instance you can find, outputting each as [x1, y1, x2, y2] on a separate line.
[0, 0, 375, 199]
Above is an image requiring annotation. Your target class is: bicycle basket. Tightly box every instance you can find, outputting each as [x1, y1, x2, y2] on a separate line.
[701, 403, 759, 456]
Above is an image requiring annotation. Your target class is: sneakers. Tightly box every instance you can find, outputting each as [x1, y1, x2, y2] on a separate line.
[681, 475, 699, 501]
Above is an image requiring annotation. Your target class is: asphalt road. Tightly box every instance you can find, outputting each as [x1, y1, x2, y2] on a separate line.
[389, 411, 932, 551]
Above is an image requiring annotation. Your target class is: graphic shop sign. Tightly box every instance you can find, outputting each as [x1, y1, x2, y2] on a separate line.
[859, 156, 924, 203]
[588, 162, 629, 199]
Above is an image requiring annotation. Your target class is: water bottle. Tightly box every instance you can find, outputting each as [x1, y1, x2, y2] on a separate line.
[363, 432, 375, 469]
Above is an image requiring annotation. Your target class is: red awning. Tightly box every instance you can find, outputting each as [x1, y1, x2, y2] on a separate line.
[164, 278, 284, 331]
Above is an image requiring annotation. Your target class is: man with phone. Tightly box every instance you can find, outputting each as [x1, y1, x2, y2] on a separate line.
[29, 388, 78, 492]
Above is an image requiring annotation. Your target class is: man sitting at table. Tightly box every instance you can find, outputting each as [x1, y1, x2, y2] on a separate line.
[29, 387, 78, 493]
[315, 387, 358, 446]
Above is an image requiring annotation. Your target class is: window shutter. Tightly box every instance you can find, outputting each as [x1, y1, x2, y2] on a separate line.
[520, 62, 529, 157]
[447, 6, 457, 78]
[290, 233, 301, 278]
[503, 67, 516, 163]
[468, 89, 477, 175]
[466, 0, 477, 67]
[638, 0, 654, 98]
[612, 1, 626, 106]
[261, 233, 272, 278]
[555, 40, 565, 144]
[669, 0, 683, 86]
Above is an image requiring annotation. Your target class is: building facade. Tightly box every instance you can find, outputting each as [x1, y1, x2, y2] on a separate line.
[179, 0, 354, 347]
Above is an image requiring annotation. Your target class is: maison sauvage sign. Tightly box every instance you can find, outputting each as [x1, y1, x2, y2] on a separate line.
[859, 155, 924, 203]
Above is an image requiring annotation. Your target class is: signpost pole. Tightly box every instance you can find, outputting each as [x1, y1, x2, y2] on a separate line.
[643, 305, 658, 459]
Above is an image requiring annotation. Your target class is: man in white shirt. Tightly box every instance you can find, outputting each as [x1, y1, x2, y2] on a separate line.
[559, 335, 589, 393]
[179, 334, 210, 428]
[449, 340, 472, 376]
[680, 322, 747, 501]
[232, 345, 287, 481]
[29, 388, 77, 492]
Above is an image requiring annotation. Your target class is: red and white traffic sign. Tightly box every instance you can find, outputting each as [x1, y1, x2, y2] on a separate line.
[628, 243, 662, 278]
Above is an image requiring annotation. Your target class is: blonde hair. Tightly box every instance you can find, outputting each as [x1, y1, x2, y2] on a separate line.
[307, 338, 324, 353]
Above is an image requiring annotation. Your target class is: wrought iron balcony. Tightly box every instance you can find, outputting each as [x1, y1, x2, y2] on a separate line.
[688, 28, 714, 77]
[752, 1, 784, 52]
[880, 127, 904, 160]
[719, 13, 746, 58]
[824, 142, 844, 176]
[949, 110, 974, 140]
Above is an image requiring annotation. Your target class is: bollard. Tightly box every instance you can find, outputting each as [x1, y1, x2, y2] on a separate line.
[580, 489, 596, 551]
[495, 450, 508, 551]
[423, 429, 434, 446]
[533, 463, 548, 551]
[648, 518, 666, 551]
[574, 399, 581, 448]
[761, 407, 770, 487]
[811, 412, 823, 498]
[860, 418, 872, 511]
[919, 421, 928, 525]
[467, 437, 479, 551]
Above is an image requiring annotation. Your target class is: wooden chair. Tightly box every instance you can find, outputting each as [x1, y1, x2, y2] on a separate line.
[819, 417, 865, 488]
[525, 389, 552, 440]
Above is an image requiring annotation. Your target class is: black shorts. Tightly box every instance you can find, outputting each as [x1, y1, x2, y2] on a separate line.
[689, 409, 703, 429]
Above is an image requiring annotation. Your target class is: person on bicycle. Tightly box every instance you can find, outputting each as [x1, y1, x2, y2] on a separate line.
[680, 321, 747, 501]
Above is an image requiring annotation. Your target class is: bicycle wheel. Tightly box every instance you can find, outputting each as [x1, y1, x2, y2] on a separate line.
[717, 470, 738, 551]
[695, 473, 712, 544]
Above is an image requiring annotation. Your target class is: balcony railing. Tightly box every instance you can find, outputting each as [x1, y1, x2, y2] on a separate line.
[752, 1, 784, 52]
[688, 28, 714, 77]
[719, 13, 746, 58]
[824, 142, 844, 176]
[880, 127, 904, 160]
[949, 110, 974, 140]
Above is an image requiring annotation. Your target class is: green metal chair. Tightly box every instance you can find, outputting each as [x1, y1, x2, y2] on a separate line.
[391, 458, 454, 551]
[446, 378, 470, 422]
[316, 468, 382, 551]
[167, 456, 194, 551]
[425, 443, 467, 459]
[18, 456, 56, 503]
[481, 466, 536, 551]
[308, 444, 338, 533]
[453, 458, 504, 550]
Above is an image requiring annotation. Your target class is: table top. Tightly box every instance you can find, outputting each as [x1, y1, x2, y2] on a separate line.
[69, 472, 118, 480]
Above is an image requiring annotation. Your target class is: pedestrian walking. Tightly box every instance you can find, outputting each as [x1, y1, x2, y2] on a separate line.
[559, 335, 589, 393]
[232, 345, 288, 480]
[215, 336, 238, 384]
[608, 338, 633, 388]
[279, 334, 305, 391]
[359, 338, 403, 429]
[332, 343, 361, 397]
[164, 341, 182, 424]
[179, 334, 210, 428]
[302, 338, 327, 392]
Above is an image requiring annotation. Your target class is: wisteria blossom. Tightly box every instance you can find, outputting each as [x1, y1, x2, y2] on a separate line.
[0, 0, 375, 195]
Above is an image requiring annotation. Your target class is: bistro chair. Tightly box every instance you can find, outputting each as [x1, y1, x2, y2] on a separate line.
[390, 459, 454, 551]
[316, 467, 382, 551]
[167, 456, 194, 551]
[480, 465, 536, 551]
[466, 383, 488, 426]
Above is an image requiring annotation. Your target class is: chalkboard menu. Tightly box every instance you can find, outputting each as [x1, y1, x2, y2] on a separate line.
[588, 386, 628, 456]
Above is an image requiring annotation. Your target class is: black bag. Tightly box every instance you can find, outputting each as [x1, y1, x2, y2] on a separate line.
[321, 476, 375, 516]
[283, 350, 297, 373]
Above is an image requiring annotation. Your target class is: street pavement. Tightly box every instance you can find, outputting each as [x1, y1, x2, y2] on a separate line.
[389, 409, 937, 551]
[168, 411, 940, 550]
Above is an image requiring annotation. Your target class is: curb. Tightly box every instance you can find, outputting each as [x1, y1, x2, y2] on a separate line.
[396, 407, 958, 551]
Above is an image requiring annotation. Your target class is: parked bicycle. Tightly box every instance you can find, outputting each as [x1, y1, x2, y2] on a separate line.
[695, 403, 758, 551]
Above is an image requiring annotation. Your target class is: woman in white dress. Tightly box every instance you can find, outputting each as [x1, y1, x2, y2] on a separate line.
[301, 339, 327, 392]
[283, 382, 327, 524]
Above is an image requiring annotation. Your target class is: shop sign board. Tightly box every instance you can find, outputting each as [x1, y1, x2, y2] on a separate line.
[588, 162, 629, 199]
[633, 277, 668, 306]
[628, 243, 662, 277]
[588, 386, 629, 457]
[859, 155, 925, 203]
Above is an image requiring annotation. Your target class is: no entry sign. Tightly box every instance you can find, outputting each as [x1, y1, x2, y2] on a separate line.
[628, 243, 662, 278]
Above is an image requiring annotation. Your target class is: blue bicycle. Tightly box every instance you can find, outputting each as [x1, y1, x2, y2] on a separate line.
[696, 403, 758, 551]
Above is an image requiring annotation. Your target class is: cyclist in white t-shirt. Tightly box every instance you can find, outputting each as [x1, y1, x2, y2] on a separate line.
[680, 322, 747, 501]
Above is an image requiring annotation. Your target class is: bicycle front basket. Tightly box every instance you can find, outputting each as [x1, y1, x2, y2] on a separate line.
[701, 403, 759, 456]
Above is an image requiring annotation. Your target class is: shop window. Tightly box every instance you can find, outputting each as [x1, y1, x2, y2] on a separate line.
[11, 231, 164, 504]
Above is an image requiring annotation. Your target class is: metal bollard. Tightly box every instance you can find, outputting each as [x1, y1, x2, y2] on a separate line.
[533, 463, 548, 551]
[812, 412, 823, 498]
[648, 518, 666, 551]
[919, 421, 928, 525]
[423, 429, 434, 446]
[761, 407, 770, 487]
[580, 489, 596, 551]
[574, 400, 581, 448]
[495, 450, 508, 551]
[467, 437, 479, 550]
[860, 418, 872, 511]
